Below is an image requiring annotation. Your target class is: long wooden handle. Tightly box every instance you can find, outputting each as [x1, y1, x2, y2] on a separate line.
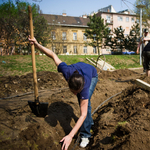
[28, 5, 39, 100]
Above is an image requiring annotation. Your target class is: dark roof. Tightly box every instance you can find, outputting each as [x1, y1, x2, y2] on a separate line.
[40, 14, 90, 27]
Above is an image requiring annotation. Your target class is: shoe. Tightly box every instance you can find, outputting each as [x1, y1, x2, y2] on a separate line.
[80, 137, 89, 148]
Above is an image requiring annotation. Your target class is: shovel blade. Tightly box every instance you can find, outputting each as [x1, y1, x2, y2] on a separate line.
[28, 101, 48, 117]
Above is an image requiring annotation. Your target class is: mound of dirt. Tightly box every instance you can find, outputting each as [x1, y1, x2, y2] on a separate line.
[0, 71, 67, 98]
[0, 68, 150, 150]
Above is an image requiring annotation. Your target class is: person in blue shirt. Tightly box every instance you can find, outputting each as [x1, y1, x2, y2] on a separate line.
[29, 36, 98, 150]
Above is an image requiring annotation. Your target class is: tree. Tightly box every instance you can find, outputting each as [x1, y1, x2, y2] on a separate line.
[135, 0, 150, 28]
[105, 26, 125, 54]
[124, 23, 140, 52]
[84, 14, 110, 55]
[0, 1, 17, 55]
[0, 0, 50, 55]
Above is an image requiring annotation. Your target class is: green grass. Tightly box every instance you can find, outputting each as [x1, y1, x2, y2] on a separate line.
[0, 54, 142, 76]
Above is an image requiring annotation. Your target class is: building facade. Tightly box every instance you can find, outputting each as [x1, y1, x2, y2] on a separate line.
[41, 14, 96, 55]
[41, 5, 138, 55]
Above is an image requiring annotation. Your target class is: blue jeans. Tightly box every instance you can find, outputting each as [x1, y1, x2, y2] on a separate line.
[77, 75, 98, 138]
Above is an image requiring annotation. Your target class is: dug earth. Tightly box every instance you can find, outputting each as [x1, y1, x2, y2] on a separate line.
[0, 68, 150, 150]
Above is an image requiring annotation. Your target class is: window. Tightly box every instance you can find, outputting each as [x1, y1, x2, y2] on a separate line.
[52, 46, 56, 52]
[106, 15, 111, 23]
[118, 16, 123, 21]
[126, 17, 129, 22]
[51, 31, 56, 40]
[131, 18, 134, 23]
[83, 46, 87, 54]
[74, 46, 77, 54]
[136, 19, 139, 23]
[62, 32, 66, 40]
[93, 47, 97, 54]
[93, 34, 96, 41]
[73, 32, 77, 40]
[83, 33, 87, 41]
[63, 46, 67, 53]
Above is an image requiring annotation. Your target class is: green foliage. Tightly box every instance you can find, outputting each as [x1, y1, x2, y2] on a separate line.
[0, 0, 50, 54]
[85, 14, 110, 55]
[106, 26, 125, 53]
[105, 24, 140, 53]
[135, 0, 150, 28]
[125, 23, 140, 52]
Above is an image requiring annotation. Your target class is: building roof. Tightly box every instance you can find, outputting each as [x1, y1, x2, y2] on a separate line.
[90, 5, 136, 16]
[96, 10, 136, 17]
[117, 9, 136, 15]
[98, 5, 116, 13]
[40, 14, 90, 27]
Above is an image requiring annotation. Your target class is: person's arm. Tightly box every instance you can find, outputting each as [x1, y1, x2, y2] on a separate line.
[143, 37, 150, 41]
[60, 99, 88, 150]
[28, 36, 62, 66]
[136, 41, 141, 54]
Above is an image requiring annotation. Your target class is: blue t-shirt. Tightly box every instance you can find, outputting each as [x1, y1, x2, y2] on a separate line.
[58, 62, 97, 100]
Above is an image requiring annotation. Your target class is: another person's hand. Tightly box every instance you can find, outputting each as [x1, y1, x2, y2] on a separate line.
[28, 35, 38, 47]
[60, 135, 72, 150]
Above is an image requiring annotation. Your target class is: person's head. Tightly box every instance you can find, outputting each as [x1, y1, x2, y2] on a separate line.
[144, 28, 149, 36]
[68, 70, 84, 95]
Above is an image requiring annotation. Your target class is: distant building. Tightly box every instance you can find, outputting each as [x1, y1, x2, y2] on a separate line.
[41, 14, 96, 55]
[98, 5, 116, 13]
[39, 5, 138, 55]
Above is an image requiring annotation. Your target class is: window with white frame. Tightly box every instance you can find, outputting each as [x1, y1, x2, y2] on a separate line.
[131, 18, 134, 23]
[73, 32, 77, 40]
[93, 47, 97, 54]
[118, 16, 123, 21]
[74, 46, 77, 54]
[62, 32, 66, 40]
[106, 15, 111, 23]
[126, 17, 129, 22]
[63, 46, 67, 53]
[51, 31, 56, 40]
[83, 46, 87, 54]
[83, 33, 87, 41]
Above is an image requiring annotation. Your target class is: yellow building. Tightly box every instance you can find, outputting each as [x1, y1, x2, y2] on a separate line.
[41, 14, 98, 55]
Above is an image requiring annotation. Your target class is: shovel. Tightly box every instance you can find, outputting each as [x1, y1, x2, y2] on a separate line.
[28, 5, 48, 117]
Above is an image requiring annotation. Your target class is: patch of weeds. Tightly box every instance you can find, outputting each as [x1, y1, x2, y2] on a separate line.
[5, 137, 11, 140]
[42, 132, 49, 138]
[0, 130, 5, 136]
[27, 141, 32, 147]
[54, 141, 59, 146]
[34, 142, 38, 149]
[111, 134, 117, 141]
[117, 121, 128, 126]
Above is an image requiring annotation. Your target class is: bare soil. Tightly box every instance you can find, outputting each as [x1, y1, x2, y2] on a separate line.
[0, 68, 150, 150]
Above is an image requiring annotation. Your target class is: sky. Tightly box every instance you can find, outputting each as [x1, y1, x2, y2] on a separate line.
[0, 0, 137, 16]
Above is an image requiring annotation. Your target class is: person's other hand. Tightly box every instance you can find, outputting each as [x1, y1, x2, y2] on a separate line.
[60, 135, 72, 150]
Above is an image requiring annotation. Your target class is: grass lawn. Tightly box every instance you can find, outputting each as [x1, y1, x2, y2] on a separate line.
[0, 54, 142, 76]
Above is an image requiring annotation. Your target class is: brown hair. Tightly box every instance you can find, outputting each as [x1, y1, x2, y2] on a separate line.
[68, 70, 84, 92]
